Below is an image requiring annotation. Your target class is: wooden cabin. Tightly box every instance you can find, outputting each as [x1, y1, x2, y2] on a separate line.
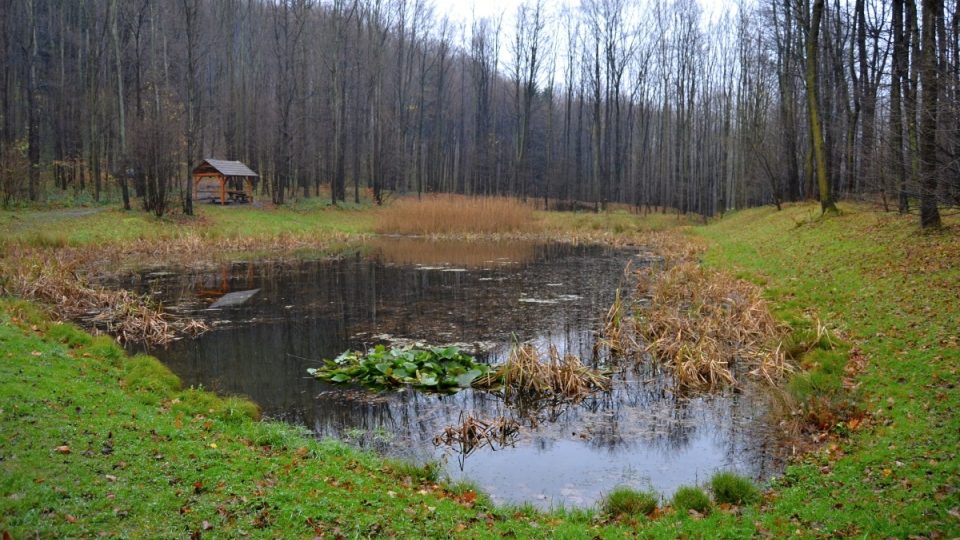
[192, 159, 258, 205]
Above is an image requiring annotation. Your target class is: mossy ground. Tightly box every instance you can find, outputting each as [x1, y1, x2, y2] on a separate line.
[2, 201, 958, 538]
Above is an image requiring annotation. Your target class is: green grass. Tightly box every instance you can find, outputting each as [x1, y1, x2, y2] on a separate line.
[696, 202, 960, 537]
[601, 487, 658, 518]
[709, 473, 760, 506]
[537, 208, 693, 235]
[671, 486, 712, 515]
[0, 204, 374, 248]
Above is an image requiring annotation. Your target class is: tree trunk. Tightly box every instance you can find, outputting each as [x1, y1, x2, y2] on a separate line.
[806, 0, 835, 212]
[919, 0, 942, 228]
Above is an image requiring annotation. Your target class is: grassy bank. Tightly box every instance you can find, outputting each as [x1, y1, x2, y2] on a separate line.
[696, 204, 959, 537]
[1, 201, 958, 537]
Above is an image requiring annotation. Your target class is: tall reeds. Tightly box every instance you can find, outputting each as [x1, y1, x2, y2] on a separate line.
[374, 194, 536, 235]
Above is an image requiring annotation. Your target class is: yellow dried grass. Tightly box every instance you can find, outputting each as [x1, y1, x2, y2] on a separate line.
[479, 343, 611, 400]
[633, 261, 791, 391]
[1, 250, 207, 345]
[374, 194, 536, 235]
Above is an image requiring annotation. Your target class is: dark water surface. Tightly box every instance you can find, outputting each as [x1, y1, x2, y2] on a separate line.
[122, 239, 782, 508]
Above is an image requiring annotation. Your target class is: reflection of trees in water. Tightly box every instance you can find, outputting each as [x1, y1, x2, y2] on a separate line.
[300, 356, 778, 476]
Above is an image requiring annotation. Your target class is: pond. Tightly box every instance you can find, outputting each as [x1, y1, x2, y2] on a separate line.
[121, 238, 783, 508]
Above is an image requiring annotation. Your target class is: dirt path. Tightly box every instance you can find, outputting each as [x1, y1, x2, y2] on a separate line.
[1, 207, 107, 234]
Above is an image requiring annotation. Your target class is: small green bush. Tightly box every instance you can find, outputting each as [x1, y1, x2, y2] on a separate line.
[384, 458, 440, 484]
[173, 388, 260, 423]
[45, 322, 93, 348]
[710, 472, 760, 505]
[124, 354, 181, 401]
[671, 486, 712, 514]
[84, 336, 125, 366]
[602, 486, 658, 517]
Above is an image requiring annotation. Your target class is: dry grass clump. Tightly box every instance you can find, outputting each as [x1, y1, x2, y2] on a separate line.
[478, 344, 611, 400]
[634, 261, 791, 390]
[433, 413, 520, 460]
[374, 194, 535, 235]
[634, 230, 707, 266]
[11, 231, 360, 280]
[597, 288, 639, 356]
[1, 251, 207, 344]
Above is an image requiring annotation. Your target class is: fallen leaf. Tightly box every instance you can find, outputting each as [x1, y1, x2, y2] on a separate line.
[55, 446, 71, 454]
[31, 351, 41, 357]
[64, 514, 77, 523]
[105, 475, 117, 482]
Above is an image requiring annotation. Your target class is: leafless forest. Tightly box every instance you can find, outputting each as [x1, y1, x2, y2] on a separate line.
[1, 0, 958, 226]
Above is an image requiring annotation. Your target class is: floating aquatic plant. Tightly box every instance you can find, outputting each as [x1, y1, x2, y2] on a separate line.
[308, 345, 489, 392]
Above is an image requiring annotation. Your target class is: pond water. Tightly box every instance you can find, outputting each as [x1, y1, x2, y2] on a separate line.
[122, 238, 783, 508]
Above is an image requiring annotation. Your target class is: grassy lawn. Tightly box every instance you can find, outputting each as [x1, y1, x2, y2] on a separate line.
[0, 204, 375, 248]
[1, 201, 958, 538]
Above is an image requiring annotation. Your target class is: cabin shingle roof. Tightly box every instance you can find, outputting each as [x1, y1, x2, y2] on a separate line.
[198, 159, 258, 177]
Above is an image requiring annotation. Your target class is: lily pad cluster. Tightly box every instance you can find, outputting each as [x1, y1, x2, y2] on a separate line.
[308, 345, 489, 392]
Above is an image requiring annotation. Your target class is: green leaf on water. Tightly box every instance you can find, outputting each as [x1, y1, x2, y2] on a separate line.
[308, 345, 486, 393]
[455, 369, 484, 387]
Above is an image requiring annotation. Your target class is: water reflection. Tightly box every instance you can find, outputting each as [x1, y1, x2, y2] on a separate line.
[123, 239, 782, 508]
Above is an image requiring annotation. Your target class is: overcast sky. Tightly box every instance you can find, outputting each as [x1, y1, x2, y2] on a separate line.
[433, 0, 739, 28]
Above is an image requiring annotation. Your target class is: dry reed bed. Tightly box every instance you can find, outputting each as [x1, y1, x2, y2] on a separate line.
[1, 251, 207, 344]
[605, 231, 791, 391]
[440, 344, 610, 452]
[634, 262, 791, 390]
